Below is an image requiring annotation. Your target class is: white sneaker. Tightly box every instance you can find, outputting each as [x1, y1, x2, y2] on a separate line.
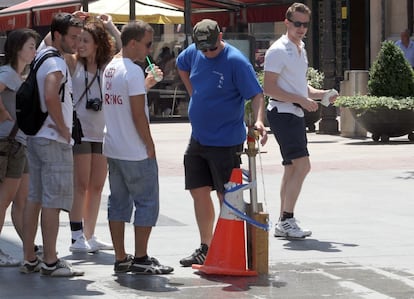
[88, 236, 113, 251]
[69, 235, 93, 253]
[0, 249, 20, 267]
[274, 218, 312, 238]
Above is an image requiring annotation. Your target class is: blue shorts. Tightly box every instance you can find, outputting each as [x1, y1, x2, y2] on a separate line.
[267, 108, 309, 165]
[184, 137, 242, 193]
[107, 157, 159, 226]
[27, 137, 73, 211]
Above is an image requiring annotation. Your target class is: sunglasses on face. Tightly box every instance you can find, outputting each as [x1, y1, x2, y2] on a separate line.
[287, 19, 310, 28]
[201, 46, 218, 53]
[135, 39, 152, 49]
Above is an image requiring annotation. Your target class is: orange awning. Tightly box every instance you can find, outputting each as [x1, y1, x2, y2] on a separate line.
[0, 0, 81, 31]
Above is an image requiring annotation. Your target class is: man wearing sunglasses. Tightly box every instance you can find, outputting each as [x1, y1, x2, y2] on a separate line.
[102, 21, 173, 275]
[176, 19, 267, 267]
[263, 3, 337, 239]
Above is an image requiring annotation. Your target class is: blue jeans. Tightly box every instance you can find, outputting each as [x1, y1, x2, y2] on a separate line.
[107, 157, 159, 226]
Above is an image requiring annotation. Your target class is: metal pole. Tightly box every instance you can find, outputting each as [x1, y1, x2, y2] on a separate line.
[129, 0, 135, 22]
[245, 121, 268, 275]
[246, 125, 258, 213]
[184, 0, 192, 48]
[82, 0, 88, 12]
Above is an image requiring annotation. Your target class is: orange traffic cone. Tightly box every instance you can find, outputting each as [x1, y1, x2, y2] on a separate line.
[193, 168, 257, 276]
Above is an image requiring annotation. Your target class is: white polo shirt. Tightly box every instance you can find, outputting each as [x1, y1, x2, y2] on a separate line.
[264, 34, 308, 117]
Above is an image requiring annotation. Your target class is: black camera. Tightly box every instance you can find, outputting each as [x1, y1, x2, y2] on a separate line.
[85, 98, 102, 111]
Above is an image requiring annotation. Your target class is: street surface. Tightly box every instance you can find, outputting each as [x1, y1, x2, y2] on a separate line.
[1, 122, 413, 298]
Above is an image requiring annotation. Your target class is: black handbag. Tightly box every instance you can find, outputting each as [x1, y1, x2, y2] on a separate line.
[72, 110, 84, 145]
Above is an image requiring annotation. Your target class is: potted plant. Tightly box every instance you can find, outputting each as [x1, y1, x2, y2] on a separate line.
[335, 40, 414, 142]
[245, 70, 269, 126]
[305, 67, 325, 132]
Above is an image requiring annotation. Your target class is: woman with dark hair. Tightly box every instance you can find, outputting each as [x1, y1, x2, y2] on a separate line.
[0, 28, 39, 266]
[64, 14, 120, 253]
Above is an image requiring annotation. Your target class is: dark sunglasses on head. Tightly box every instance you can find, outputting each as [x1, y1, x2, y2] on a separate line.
[201, 46, 218, 53]
[287, 19, 309, 28]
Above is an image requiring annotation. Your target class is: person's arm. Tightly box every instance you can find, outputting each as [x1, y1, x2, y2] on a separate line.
[250, 93, 268, 146]
[308, 85, 338, 104]
[177, 69, 192, 96]
[144, 65, 163, 90]
[99, 14, 122, 52]
[0, 83, 13, 123]
[130, 94, 155, 158]
[44, 71, 71, 143]
[263, 71, 318, 112]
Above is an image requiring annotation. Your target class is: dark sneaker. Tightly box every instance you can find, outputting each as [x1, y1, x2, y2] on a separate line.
[40, 259, 84, 277]
[34, 245, 43, 257]
[179, 244, 208, 267]
[114, 254, 134, 273]
[20, 258, 42, 274]
[131, 256, 174, 275]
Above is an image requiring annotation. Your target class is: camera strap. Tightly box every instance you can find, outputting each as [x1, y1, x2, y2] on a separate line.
[75, 64, 101, 108]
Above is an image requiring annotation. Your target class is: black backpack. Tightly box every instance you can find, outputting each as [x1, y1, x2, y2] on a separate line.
[16, 50, 62, 136]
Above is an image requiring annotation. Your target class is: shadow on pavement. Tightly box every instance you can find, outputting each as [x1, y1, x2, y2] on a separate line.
[114, 273, 179, 293]
[195, 271, 286, 291]
[281, 238, 358, 252]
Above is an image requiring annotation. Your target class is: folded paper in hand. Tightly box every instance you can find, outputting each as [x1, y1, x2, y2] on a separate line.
[321, 89, 339, 107]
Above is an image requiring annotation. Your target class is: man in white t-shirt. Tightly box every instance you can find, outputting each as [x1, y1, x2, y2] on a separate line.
[263, 3, 337, 239]
[102, 21, 173, 275]
[21, 13, 84, 277]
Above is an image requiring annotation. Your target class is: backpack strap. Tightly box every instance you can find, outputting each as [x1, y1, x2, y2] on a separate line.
[32, 50, 66, 102]
[7, 123, 19, 141]
[32, 50, 61, 73]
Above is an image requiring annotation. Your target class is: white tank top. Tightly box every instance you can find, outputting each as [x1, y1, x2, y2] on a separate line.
[72, 61, 105, 142]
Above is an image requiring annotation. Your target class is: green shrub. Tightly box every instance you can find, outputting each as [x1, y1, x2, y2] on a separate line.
[334, 95, 414, 110]
[335, 40, 414, 110]
[307, 67, 324, 89]
[368, 40, 414, 97]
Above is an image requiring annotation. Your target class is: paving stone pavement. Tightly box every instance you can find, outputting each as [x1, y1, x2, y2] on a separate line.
[1, 122, 413, 299]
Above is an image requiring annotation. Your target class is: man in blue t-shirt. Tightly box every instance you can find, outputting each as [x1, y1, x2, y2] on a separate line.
[176, 18, 267, 267]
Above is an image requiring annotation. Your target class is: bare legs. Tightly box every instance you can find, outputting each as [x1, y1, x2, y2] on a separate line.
[109, 220, 151, 260]
[71, 152, 107, 239]
[279, 156, 311, 217]
[190, 186, 224, 247]
[0, 174, 29, 242]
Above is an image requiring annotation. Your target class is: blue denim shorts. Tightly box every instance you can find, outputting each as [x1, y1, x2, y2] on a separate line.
[267, 108, 309, 165]
[107, 157, 159, 226]
[27, 137, 73, 211]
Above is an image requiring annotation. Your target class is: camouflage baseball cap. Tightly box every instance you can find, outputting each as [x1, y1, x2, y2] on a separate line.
[193, 19, 220, 50]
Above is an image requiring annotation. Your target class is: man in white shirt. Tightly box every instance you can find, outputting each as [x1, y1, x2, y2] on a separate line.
[102, 20, 173, 275]
[21, 13, 84, 277]
[263, 3, 337, 239]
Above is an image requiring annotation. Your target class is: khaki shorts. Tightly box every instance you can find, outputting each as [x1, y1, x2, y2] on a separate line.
[0, 140, 28, 182]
